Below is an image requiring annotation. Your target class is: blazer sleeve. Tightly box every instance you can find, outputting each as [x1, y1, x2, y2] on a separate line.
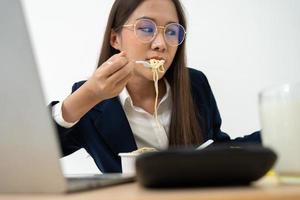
[49, 81, 86, 156]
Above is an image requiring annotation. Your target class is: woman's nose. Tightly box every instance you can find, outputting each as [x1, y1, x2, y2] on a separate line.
[151, 30, 167, 52]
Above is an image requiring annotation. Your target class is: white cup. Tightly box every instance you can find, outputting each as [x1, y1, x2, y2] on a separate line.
[118, 153, 139, 175]
[259, 82, 300, 182]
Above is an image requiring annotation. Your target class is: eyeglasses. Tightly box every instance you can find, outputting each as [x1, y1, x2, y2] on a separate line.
[122, 19, 186, 47]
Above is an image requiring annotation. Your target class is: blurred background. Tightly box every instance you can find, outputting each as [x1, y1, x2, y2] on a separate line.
[21, 0, 300, 174]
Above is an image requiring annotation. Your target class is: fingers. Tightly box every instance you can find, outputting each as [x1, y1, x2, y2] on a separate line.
[115, 69, 132, 88]
[91, 51, 133, 99]
[100, 51, 129, 77]
[108, 61, 133, 84]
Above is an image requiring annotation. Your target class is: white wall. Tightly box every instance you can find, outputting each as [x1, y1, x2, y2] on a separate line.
[184, 0, 300, 137]
[22, 0, 300, 173]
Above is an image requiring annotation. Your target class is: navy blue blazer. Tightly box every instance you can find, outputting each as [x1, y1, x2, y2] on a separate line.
[51, 68, 261, 173]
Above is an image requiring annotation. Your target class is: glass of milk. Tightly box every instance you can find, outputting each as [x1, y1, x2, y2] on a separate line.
[259, 82, 300, 183]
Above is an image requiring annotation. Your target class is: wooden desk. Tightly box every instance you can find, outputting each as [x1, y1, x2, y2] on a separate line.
[1, 177, 300, 200]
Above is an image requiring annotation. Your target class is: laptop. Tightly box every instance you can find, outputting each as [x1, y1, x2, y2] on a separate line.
[0, 0, 134, 193]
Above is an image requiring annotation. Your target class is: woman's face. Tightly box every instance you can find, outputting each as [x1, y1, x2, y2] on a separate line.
[111, 0, 180, 81]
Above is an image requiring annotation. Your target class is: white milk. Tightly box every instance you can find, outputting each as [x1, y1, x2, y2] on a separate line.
[260, 99, 300, 176]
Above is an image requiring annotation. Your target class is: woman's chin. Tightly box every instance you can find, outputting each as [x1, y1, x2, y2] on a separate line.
[133, 68, 164, 81]
[144, 70, 165, 81]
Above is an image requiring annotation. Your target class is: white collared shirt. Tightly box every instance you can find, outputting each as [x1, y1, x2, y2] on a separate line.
[52, 79, 172, 150]
[119, 79, 172, 150]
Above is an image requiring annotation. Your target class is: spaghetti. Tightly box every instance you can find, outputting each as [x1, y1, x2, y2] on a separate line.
[149, 59, 165, 126]
[131, 147, 157, 154]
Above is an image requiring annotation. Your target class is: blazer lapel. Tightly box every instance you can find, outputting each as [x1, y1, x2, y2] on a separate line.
[92, 97, 137, 155]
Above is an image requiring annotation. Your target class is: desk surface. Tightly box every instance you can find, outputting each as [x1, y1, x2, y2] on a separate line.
[1, 177, 300, 200]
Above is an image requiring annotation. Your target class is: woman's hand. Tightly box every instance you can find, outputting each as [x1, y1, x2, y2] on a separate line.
[85, 51, 133, 102]
[61, 51, 133, 123]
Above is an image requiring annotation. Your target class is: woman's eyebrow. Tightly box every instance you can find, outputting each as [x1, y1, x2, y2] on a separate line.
[136, 16, 178, 24]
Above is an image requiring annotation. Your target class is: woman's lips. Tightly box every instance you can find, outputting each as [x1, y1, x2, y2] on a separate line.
[146, 57, 166, 62]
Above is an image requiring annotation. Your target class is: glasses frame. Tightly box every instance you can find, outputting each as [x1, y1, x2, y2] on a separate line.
[122, 18, 186, 47]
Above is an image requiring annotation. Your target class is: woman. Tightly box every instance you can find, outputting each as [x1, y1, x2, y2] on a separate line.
[51, 0, 261, 173]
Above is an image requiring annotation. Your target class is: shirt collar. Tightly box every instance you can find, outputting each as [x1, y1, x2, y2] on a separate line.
[119, 84, 131, 107]
[119, 78, 171, 107]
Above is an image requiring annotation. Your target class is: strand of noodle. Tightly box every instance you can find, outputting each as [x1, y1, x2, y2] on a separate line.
[149, 59, 165, 127]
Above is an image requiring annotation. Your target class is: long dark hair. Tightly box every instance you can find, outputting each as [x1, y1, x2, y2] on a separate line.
[98, 0, 203, 147]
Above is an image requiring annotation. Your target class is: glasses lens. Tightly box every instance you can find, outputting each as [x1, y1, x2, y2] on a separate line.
[165, 23, 186, 46]
[135, 19, 156, 43]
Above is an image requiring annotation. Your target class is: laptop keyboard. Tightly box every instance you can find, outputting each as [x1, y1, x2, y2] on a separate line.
[66, 174, 135, 191]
